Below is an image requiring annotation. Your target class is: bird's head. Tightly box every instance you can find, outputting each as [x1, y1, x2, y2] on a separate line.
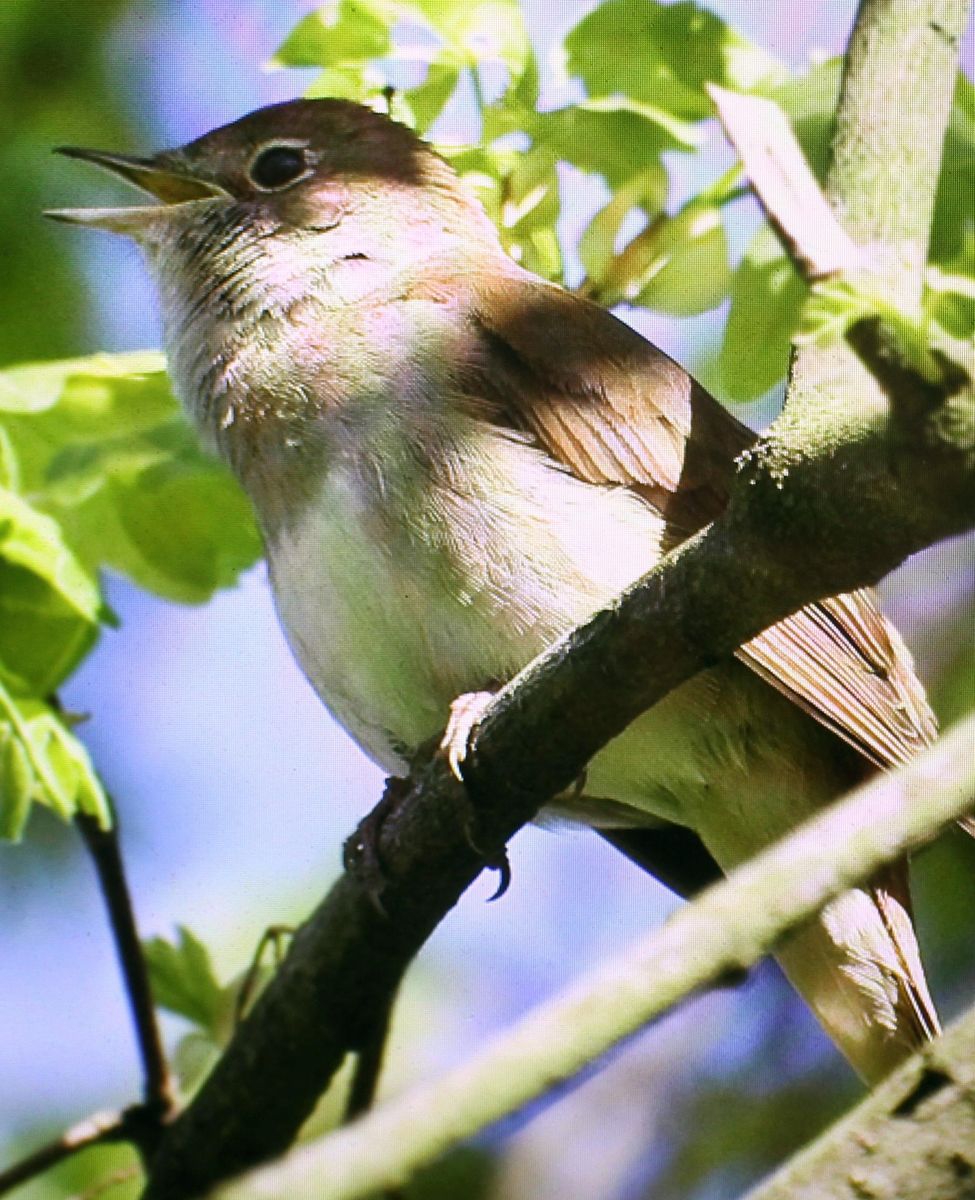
[48, 98, 496, 319]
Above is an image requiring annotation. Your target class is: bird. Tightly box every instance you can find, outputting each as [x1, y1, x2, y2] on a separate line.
[49, 97, 941, 1084]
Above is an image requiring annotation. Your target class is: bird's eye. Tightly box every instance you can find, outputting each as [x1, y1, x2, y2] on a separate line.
[249, 144, 309, 190]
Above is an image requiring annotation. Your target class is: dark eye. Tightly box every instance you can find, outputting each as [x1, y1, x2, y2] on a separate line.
[249, 144, 308, 190]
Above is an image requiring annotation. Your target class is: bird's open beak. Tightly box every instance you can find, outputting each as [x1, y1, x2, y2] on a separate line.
[45, 147, 228, 234]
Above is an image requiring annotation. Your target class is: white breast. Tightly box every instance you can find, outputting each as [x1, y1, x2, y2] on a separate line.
[266, 422, 666, 772]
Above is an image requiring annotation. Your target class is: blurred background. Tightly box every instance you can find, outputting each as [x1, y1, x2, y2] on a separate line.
[1, 2, 973, 1197]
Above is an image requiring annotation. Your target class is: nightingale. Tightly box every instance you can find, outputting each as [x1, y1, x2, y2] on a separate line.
[50, 98, 942, 1083]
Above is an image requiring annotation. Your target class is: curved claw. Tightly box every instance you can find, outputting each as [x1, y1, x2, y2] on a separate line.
[485, 849, 512, 901]
[440, 690, 496, 780]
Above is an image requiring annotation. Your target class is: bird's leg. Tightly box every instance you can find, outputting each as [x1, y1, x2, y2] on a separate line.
[440, 690, 513, 900]
[342, 775, 413, 916]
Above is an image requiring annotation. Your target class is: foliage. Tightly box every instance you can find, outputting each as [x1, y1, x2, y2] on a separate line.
[0, 353, 260, 838]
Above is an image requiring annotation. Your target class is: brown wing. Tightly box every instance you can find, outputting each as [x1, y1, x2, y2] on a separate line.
[466, 268, 938, 767]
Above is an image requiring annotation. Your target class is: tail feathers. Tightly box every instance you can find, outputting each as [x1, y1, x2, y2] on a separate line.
[775, 872, 938, 1083]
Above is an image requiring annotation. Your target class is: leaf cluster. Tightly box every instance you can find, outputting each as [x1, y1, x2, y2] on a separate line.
[0, 354, 260, 838]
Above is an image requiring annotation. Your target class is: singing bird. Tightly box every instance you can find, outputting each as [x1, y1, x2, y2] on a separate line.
[51, 98, 941, 1082]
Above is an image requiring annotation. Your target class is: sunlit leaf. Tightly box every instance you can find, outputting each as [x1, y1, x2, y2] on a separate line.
[269, 1, 393, 69]
[0, 682, 110, 840]
[926, 231, 975, 339]
[404, 59, 461, 132]
[0, 486, 104, 693]
[932, 74, 975, 263]
[719, 222, 806, 400]
[565, 0, 783, 121]
[1, 355, 262, 604]
[416, 0, 530, 78]
[526, 104, 679, 189]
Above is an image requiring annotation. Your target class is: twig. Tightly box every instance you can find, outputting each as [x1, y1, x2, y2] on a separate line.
[707, 84, 862, 279]
[75, 811, 174, 1128]
[0, 1111, 127, 1197]
[217, 716, 975, 1200]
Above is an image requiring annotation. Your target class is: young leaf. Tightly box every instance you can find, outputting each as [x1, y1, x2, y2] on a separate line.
[269, 1, 393, 70]
[0, 355, 262, 604]
[0, 486, 104, 694]
[0, 681, 110, 839]
[144, 926, 227, 1037]
[565, 0, 783, 121]
[719, 222, 806, 401]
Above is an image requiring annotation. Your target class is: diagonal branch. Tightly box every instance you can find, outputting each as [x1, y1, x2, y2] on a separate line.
[742, 1002, 975, 1200]
[216, 716, 975, 1200]
[0, 1108, 141, 1198]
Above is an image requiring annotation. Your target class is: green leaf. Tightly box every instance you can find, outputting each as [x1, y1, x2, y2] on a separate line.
[526, 103, 680, 190]
[565, 0, 783, 121]
[770, 57, 842, 179]
[0, 682, 110, 839]
[0, 486, 103, 693]
[926, 231, 975, 340]
[144, 926, 226, 1036]
[497, 144, 563, 280]
[719, 222, 807, 401]
[581, 173, 730, 315]
[0, 352, 169, 421]
[932, 74, 975, 264]
[629, 200, 730, 315]
[270, 1, 393, 69]
[0, 423, 20, 490]
[714, 61, 839, 400]
[415, 0, 530, 79]
[0, 355, 262, 604]
[404, 59, 461, 132]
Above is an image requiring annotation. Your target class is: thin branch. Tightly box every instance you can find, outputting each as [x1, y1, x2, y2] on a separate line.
[708, 84, 862, 279]
[212, 715, 975, 1200]
[76, 812, 174, 1127]
[0, 1111, 128, 1197]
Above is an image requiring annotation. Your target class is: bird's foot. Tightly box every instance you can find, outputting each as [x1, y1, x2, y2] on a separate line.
[440, 690, 495, 781]
[440, 690, 512, 900]
[343, 775, 413, 917]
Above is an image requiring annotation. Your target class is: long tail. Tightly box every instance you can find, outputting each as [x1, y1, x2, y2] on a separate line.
[771, 863, 939, 1083]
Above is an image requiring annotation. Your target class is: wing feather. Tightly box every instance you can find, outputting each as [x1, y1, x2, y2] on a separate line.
[465, 268, 938, 766]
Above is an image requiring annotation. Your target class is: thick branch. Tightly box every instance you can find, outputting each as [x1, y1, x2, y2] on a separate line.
[141, 3, 973, 1197]
[215, 718, 975, 1200]
[743, 1004, 975, 1200]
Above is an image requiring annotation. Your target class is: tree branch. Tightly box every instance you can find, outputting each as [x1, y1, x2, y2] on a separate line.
[140, 2, 973, 1197]
[211, 716, 975, 1200]
[0, 1109, 138, 1197]
[76, 812, 174, 1132]
[742, 1003, 975, 1200]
